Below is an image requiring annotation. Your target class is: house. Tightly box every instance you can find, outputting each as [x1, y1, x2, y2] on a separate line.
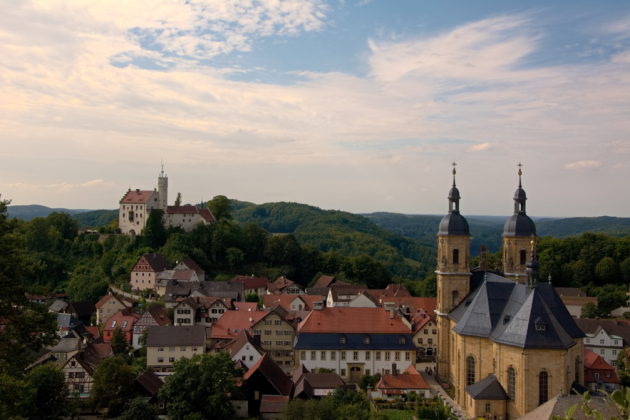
[584, 348, 621, 393]
[554, 288, 598, 318]
[463, 373, 509, 419]
[132, 303, 171, 349]
[146, 325, 206, 375]
[375, 364, 432, 400]
[60, 343, 113, 397]
[174, 296, 232, 326]
[28, 294, 53, 304]
[216, 330, 266, 366]
[294, 307, 415, 382]
[312, 275, 349, 289]
[103, 308, 140, 344]
[48, 336, 82, 367]
[518, 394, 621, 420]
[134, 369, 166, 415]
[56, 313, 88, 338]
[347, 291, 379, 308]
[574, 319, 630, 367]
[411, 310, 438, 360]
[267, 277, 303, 295]
[262, 295, 322, 311]
[163, 281, 244, 308]
[231, 275, 270, 296]
[210, 311, 268, 344]
[118, 170, 216, 235]
[175, 258, 206, 281]
[250, 306, 297, 370]
[305, 287, 330, 301]
[95, 292, 137, 325]
[48, 299, 68, 313]
[380, 297, 437, 318]
[242, 353, 293, 417]
[293, 367, 346, 399]
[326, 285, 369, 307]
[130, 253, 169, 292]
[64, 300, 96, 324]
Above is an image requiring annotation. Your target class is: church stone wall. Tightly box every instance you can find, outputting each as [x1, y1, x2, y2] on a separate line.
[503, 236, 535, 282]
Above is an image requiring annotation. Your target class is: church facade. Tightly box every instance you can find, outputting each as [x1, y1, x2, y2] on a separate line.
[435, 166, 585, 419]
[118, 169, 215, 235]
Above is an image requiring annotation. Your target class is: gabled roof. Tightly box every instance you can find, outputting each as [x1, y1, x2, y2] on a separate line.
[518, 395, 621, 420]
[243, 353, 293, 396]
[48, 300, 68, 313]
[57, 313, 82, 330]
[103, 309, 140, 332]
[138, 253, 169, 272]
[230, 276, 269, 290]
[233, 302, 258, 312]
[292, 364, 310, 384]
[222, 330, 266, 359]
[561, 296, 598, 306]
[146, 325, 206, 347]
[554, 287, 587, 297]
[180, 258, 205, 275]
[48, 337, 81, 353]
[583, 348, 620, 383]
[145, 304, 171, 326]
[313, 275, 349, 288]
[120, 189, 155, 204]
[449, 271, 584, 349]
[298, 307, 411, 334]
[378, 372, 430, 390]
[210, 311, 267, 340]
[329, 285, 369, 302]
[302, 373, 345, 389]
[465, 374, 509, 400]
[198, 208, 216, 223]
[95, 292, 135, 309]
[305, 287, 330, 297]
[268, 277, 301, 294]
[263, 295, 303, 310]
[68, 300, 96, 318]
[135, 369, 164, 397]
[574, 318, 630, 346]
[412, 312, 435, 335]
[63, 342, 113, 375]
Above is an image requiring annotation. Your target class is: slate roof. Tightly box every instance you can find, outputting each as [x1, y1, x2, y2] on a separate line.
[49, 300, 68, 313]
[438, 212, 470, 236]
[141, 253, 170, 272]
[57, 313, 82, 330]
[146, 325, 206, 347]
[305, 287, 330, 298]
[555, 287, 588, 297]
[295, 332, 415, 351]
[243, 353, 293, 396]
[518, 395, 621, 420]
[48, 337, 81, 353]
[465, 374, 508, 400]
[449, 270, 584, 349]
[68, 300, 96, 318]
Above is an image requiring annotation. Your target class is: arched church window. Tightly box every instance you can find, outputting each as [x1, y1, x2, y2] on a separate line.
[520, 249, 527, 265]
[467, 356, 475, 386]
[539, 371, 548, 406]
[453, 249, 459, 264]
[452, 290, 459, 307]
[508, 367, 516, 401]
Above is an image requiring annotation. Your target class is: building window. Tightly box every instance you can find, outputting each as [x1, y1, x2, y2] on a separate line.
[606, 373, 611, 378]
[341, 351, 346, 360]
[284, 330, 291, 335]
[274, 320, 281, 325]
[539, 371, 549, 406]
[340, 335, 346, 345]
[158, 357, 164, 362]
[353, 351, 359, 361]
[399, 336, 406, 345]
[601, 349, 605, 355]
[486, 403, 491, 412]
[395, 352, 400, 361]
[406, 352, 411, 361]
[341, 369, 346, 377]
[614, 350, 618, 356]
[508, 367, 516, 401]
[158, 347, 164, 352]
[600, 340, 605, 345]
[265, 330, 271, 335]
[366, 351, 371, 360]
[331, 351, 336, 360]
[264, 341, 271, 345]
[192, 347, 198, 352]
[520, 249, 527, 265]
[467, 356, 475, 386]
[364, 335, 370, 344]
[169, 347, 175, 352]
[376, 352, 381, 361]
[615, 340, 619, 345]
[575, 358, 579, 383]
[586, 339, 590, 344]
[432, 329, 436, 334]
[180, 347, 186, 351]
[265, 320, 271, 325]
[452, 290, 458, 307]
[311, 351, 316, 360]
[301, 351, 306, 360]
[169, 357, 175, 362]
[366, 369, 371, 376]
[321, 351, 326, 360]
[612, 361, 617, 367]
[276, 341, 283, 346]
[453, 249, 459, 264]
[385, 352, 391, 361]
[418, 338, 423, 344]
[428, 338, 433, 344]
[276, 330, 282, 335]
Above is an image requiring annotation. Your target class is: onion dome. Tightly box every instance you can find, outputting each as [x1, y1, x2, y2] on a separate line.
[503, 164, 536, 237]
[438, 163, 470, 236]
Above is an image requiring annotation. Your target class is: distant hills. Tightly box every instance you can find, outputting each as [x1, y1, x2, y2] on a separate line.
[6, 205, 90, 221]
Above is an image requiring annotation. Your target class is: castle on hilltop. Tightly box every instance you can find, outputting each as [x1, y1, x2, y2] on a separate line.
[118, 167, 215, 235]
[435, 164, 585, 419]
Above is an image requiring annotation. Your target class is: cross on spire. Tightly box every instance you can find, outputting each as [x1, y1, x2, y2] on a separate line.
[517, 162, 522, 187]
[452, 162, 457, 186]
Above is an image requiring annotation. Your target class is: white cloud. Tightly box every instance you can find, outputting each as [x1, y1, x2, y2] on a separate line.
[564, 160, 602, 170]
[468, 142, 491, 152]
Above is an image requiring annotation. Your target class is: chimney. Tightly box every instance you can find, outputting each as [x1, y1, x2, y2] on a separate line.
[390, 309, 394, 319]
[253, 334, 261, 346]
[392, 363, 397, 377]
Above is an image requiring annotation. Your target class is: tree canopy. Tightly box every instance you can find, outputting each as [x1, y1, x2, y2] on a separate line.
[90, 357, 136, 417]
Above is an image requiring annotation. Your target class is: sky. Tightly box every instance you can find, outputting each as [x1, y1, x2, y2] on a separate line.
[1, 0, 629, 217]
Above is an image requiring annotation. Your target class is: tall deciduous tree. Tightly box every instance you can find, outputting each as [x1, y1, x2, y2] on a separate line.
[144, 209, 166, 248]
[90, 357, 136, 417]
[110, 326, 128, 355]
[580, 302, 598, 319]
[158, 352, 241, 420]
[26, 364, 68, 419]
[0, 201, 59, 375]
[595, 257, 620, 285]
[620, 257, 630, 284]
[207, 195, 233, 221]
[0, 374, 35, 420]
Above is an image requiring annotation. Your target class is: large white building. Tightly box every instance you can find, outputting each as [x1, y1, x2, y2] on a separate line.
[118, 169, 215, 235]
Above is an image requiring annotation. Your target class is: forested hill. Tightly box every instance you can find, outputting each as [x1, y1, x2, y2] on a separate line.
[7, 204, 89, 221]
[364, 212, 630, 253]
[233, 202, 437, 281]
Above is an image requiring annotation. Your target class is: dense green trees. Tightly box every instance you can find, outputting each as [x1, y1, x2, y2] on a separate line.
[158, 352, 241, 420]
[207, 195, 233, 221]
[90, 357, 136, 417]
[26, 364, 68, 419]
[119, 397, 160, 420]
[281, 386, 385, 420]
[110, 327, 128, 355]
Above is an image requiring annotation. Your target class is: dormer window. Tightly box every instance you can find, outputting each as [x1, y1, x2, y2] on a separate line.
[399, 336, 406, 345]
[340, 335, 347, 345]
[111, 320, 116, 328]
[503, 315, 511, 325]
[363, 335, 370, 345]
[536, 324, 546, 331]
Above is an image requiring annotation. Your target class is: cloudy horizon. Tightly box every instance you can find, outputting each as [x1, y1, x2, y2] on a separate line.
[1, 0, 629, 218]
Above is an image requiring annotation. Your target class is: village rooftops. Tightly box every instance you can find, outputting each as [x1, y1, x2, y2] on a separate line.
[221, 330, 266, 359]
[146, 325, 206, 347]
[210, 311, 268, 341]
[230, 275, 270, 290]
[233, 302, 259, 312]
[313, 275, 349, 288]
[243, 353, 293, 396]
[381, 297, 437, 317]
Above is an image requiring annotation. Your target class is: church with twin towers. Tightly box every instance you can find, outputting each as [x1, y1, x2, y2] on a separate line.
[435, 164, 585, 419]
[117, 167, 216, 235]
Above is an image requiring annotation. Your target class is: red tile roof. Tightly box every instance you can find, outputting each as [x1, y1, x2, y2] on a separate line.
[243, 354, 293, 396]
[181, 258, 205, 275]
[103, 309, 140, 333]
[85, 326, 100, 338]
[230, 276, 270, 291]
[267, 277, 296, 294]
[263, 295, 303, 310]
[233, 302, 259, 312]
[584, 348, 620, 383]
[298, 307, 411, 334]
[412, 312, 435, 335]
[377, 371, 430, 390]
[314, 275, 336, 288]
[210, 311, 267, 340]
[198, 208, 216, 223]
[121, 189, 155, 204]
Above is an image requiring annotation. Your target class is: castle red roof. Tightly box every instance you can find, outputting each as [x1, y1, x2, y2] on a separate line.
[120, 189, 155, 204]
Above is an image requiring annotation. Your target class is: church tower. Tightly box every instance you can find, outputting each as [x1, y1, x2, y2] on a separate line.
[502, 164, 536, 282]
[436, 163, 471, 380]
[157, 165, 168, 211]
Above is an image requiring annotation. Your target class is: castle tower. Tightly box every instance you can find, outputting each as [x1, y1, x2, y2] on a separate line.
[502, 164, 536, 282]
[436, 163, 471, 380]
[158, 165, 168, 211]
